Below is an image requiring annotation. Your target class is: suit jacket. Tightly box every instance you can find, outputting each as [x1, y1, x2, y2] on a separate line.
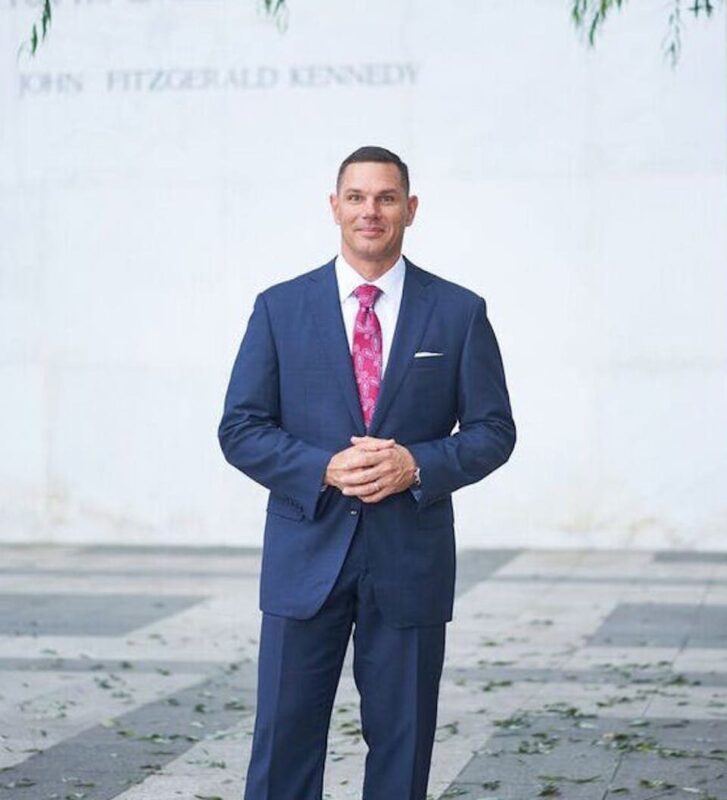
[218, 257, 516, 628]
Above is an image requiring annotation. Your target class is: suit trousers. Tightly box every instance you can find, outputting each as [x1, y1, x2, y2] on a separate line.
[243, 514, 447, 800]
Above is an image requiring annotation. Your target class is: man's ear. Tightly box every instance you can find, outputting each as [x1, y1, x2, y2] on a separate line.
[406, 195, 419, 226]
[329, 192, 341, 225]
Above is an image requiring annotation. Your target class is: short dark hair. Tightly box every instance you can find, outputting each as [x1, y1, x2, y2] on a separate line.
[336, 146, 410, 195]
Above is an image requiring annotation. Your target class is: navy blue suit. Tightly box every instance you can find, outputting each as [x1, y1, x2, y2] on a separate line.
[219, 257, 515, 798]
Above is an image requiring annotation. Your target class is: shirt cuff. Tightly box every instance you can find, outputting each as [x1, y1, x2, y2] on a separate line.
[409, 485, 423, 503]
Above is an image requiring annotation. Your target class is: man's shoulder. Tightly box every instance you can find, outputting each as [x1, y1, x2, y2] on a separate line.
[405, 258, 484, 310]
[258, 259, 333, 303]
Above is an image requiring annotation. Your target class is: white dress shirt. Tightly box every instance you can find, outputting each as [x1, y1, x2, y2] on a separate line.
[334, 253, 405, 376]
[327, 252, 422, 498]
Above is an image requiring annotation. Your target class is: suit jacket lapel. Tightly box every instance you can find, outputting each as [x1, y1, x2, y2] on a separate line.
[368, 259, 436, 435]
[307, 260, 366, 432]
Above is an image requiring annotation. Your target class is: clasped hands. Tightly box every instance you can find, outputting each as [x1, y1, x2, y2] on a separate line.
[324, 436, 418, 504]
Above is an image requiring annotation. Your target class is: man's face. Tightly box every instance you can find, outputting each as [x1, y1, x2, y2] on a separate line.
[330, 161, 418, 266]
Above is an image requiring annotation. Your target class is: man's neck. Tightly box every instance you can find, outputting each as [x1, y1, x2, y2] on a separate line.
[341, 252, 402, 283]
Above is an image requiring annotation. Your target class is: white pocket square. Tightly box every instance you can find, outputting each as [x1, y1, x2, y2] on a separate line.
[414, 351, 444, 358]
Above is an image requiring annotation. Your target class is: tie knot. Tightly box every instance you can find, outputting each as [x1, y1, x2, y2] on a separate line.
[354, 283, 382, 310]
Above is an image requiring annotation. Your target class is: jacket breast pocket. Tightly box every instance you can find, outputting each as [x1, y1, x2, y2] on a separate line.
[410, 355, 448, 373]
[404, 359, 456, 424]
[266, 494, 305, 521]
[408, 356, 452, 389]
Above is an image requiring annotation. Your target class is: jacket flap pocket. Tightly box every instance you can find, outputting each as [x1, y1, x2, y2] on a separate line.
[266, 494, 305, 521]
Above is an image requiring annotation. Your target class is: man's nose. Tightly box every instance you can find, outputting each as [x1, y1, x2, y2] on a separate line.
[361, 198, 379, 216]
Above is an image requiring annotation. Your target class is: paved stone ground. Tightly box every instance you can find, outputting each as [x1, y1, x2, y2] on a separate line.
[0, 544, 725, 800]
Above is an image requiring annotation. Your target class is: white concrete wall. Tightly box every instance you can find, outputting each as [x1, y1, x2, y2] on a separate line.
[1, 1, 725, 549]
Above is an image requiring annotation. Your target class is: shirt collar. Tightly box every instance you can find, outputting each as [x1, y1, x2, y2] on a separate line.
[335, 253, 406, 304]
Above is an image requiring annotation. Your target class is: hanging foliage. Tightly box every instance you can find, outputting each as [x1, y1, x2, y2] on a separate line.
[17, 1, 724, 65]
[571, 0, 722, 66]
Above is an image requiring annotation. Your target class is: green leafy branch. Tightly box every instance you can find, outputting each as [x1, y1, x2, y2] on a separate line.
[571, 0, 723, 66]
[17, 0, 724, 64]
[19, 0, 52, 57]
[261, 0, 287, 16]
[21, 0, 289, 58]
[571, 0, 627, 46]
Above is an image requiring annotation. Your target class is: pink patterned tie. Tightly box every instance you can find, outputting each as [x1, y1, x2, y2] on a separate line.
[352, 284, 383, 429]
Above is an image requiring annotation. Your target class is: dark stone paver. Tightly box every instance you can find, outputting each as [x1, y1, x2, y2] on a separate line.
[442, 714, 727, 800]
[455, 549, 522, 596]
[588, 603, 727, 649]
[493, 574, 727, 587]
[0, 594, 205, 636]
[654, 551, 727, 564]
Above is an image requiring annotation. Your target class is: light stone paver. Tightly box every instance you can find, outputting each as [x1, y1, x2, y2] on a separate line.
[0, 633, 251, 663]
[672, 647, 727, 672]
[643, 685, 727, 719]
[561, 644, 684, 668]
[522, 680, 655, 719]
[111, 729, 252, 799]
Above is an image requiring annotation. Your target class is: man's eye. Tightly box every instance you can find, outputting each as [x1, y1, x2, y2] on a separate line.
[348, 194, 362, 202]
[381, 196, 396, 203]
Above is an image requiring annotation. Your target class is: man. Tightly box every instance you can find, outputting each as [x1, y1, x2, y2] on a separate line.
[218, 146, 515, 800]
